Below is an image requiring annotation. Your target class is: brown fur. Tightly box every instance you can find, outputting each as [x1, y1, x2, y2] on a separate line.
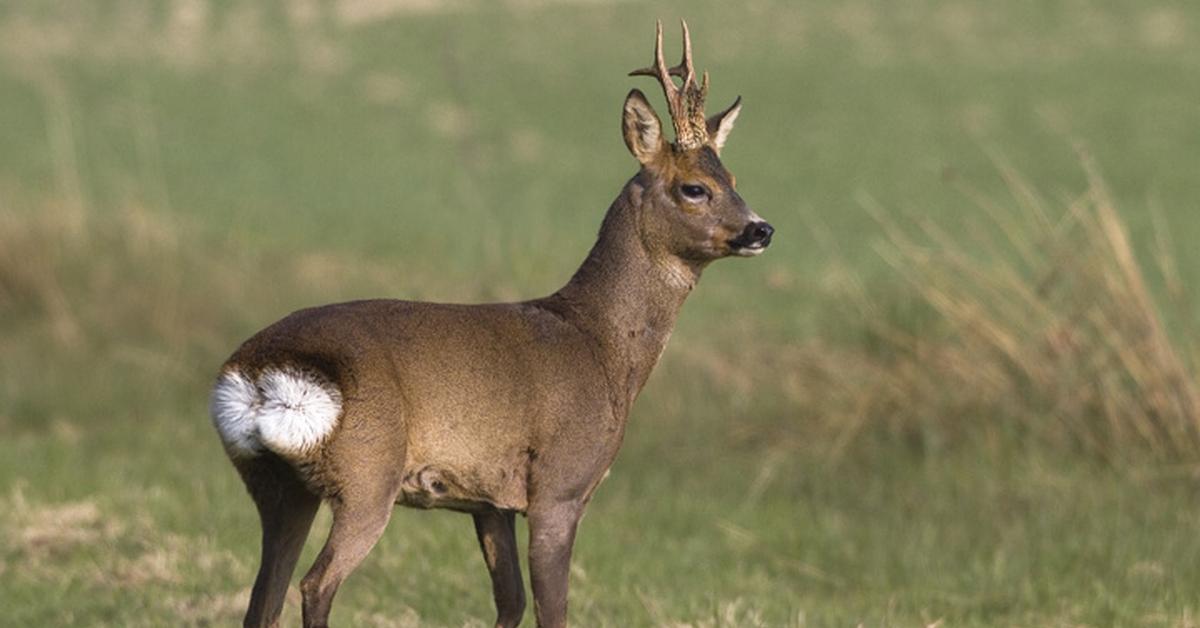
[216, 25, 768, 628]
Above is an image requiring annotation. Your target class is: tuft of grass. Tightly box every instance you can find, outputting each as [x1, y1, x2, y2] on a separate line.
[0, 482, 251, 626]
[826, 151, 1200, 463]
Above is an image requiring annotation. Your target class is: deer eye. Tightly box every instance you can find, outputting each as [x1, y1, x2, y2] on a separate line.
[679, 184, 709, 201]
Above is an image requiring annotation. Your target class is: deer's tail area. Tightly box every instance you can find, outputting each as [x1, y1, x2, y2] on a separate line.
[210, 366, 342, 460]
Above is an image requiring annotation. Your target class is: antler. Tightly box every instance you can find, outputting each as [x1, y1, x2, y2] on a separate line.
[629, 20, 710, 151]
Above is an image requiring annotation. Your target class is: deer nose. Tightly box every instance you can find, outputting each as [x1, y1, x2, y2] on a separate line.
[741, 221, 774, 247]
[748, 221, 774, 245]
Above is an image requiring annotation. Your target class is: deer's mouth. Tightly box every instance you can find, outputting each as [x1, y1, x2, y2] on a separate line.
[728, 240, 769, 256]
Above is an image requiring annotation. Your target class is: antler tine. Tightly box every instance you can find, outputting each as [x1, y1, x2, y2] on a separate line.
[629, 21, 677, 95]
[667, 20, 696, 86]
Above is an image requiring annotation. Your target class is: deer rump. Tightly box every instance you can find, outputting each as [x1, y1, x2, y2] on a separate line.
[210, 298, 616, 514]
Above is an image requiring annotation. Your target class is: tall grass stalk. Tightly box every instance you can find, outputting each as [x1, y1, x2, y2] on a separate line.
[851, 153, 1200, 463]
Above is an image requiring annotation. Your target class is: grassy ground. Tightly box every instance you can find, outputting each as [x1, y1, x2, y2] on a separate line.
[3, 1, 1200, 625]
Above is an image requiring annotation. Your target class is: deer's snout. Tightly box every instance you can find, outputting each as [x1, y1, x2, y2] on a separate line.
[745, 221, 774, 246]
[728, 220, 774, 256]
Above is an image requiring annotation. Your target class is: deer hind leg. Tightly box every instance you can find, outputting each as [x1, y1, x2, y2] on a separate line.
[474, 510, 526, 627]
[299, 477, 400, 628]
[527, 502, 584, 628]
[238, 454, 322, 628]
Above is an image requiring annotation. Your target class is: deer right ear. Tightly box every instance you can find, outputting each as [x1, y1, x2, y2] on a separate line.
[622, 89, 666, 165]
[706, 96, 742, 154]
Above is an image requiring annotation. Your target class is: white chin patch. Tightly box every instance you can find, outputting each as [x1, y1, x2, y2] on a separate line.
[732, 244, 766, 257]
[210, 367, 342, 459]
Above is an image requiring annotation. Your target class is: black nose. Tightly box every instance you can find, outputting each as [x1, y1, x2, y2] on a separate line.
[742, 221, 774, 247]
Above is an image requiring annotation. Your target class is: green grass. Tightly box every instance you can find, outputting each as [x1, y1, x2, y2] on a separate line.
[6, 411, 1200, 626]
[3, 0, 1200, 625]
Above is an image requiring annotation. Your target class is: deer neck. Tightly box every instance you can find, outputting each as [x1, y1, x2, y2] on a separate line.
[549, 179, 702, 416]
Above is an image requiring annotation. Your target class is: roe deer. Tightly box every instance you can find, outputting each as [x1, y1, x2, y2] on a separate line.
[210, 20, 773, 628]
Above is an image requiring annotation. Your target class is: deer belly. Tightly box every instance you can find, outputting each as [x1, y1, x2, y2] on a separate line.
[397, 455, 530, 513]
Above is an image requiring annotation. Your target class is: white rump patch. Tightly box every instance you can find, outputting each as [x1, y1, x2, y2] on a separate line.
[210, 367, 343, 459]
[209, 370, 261, 457]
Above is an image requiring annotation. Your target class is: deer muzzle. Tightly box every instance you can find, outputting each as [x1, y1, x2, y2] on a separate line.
[728, 220, 774, 256]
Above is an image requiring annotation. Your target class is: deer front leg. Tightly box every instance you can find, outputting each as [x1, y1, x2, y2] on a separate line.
[527, 501, 583, 628]
[474, 509, 526, 627]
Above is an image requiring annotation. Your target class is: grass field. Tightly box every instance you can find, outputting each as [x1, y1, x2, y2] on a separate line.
[4, 1, 1200, 625]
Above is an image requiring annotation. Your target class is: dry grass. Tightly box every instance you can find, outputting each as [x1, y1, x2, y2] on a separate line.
[876, 152, 1199, 461]
[0, 195, 405, 386]
[745, 151, 1200, 464]
[0, 485, 241, 573]
[645, 597, 771, 628]
[0, 199, 227, 358]
[3, 488, 116, 559]
[0, 484, 249, 624]
[0, 0, 344, 75]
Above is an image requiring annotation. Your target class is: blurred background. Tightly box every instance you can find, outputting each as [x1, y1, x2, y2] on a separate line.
[3, 1, 1200, 625]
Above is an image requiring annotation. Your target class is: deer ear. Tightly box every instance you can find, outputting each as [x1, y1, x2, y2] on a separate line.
[706, 96, 742, 154]
[622, 89, 666, 165]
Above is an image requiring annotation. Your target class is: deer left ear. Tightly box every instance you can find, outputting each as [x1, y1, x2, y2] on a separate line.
[706, 96, 742, 154]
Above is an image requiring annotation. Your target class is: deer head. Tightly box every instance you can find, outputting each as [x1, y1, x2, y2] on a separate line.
[623, 20, 774, 263]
